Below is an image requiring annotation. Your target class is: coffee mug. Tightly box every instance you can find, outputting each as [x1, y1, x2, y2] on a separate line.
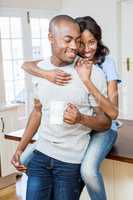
[49, 101, 66, 125]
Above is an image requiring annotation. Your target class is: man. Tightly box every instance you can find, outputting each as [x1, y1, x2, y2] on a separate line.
[12, 15, 111, 200]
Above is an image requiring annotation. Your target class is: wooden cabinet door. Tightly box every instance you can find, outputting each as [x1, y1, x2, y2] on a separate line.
[0, 135, 18, 177]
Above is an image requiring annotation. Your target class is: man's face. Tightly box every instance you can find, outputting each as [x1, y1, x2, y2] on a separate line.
[49, 21, 81, 66]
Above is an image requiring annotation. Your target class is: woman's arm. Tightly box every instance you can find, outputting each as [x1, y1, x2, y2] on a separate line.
[76, 58, 119, 120]
[22, 60, 72, 85]
[84, 79, 118, 119]
[22, 60, 50, 79]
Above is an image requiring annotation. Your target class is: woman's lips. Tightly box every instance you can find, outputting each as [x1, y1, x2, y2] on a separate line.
[84, 53, 93, 58]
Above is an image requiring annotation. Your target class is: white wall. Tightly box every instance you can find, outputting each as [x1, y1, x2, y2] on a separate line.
[0, 0, 119, 64]
[61, 0, 119, 63]
[0, 0, 62, 10]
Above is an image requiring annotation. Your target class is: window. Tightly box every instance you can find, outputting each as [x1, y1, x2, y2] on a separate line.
[0, 9, 56, 105]
[0, 17, 25, 103]
[31, 18, 51, 59]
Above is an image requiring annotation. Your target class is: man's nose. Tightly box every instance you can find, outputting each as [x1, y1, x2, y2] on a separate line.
[70, 40, 78, 50]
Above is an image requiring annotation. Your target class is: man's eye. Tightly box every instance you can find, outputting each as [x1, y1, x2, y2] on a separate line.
[65, 39, 71, 43]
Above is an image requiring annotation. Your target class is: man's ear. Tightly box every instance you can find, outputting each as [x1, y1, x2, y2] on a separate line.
[48, 32, 54, 44]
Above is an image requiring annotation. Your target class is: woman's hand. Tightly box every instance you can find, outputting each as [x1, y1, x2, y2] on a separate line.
[75, 58, 93, 82]
[22, 61, 71, 85]
[46, 69, 72, 85]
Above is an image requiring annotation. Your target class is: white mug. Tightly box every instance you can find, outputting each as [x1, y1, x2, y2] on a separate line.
[49, 101, 66, 125]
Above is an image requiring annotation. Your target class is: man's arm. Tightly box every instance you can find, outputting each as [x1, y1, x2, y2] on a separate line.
[11, 99, 42, 171]
[64, 103, 111, 132]
[79, 107, 111, 131]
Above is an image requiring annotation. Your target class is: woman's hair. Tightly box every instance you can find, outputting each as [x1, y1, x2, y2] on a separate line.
[75, 16, 109, 65]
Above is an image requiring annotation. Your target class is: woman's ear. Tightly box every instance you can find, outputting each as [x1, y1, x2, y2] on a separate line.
[48, 32, 54, 44]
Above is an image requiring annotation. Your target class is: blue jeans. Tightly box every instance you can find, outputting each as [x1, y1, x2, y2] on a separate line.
[26, 150, 84, 200]
[81, 129, 117, 200]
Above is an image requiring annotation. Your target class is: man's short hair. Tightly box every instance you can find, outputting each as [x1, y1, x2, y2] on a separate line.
[49, 15, 77, 33]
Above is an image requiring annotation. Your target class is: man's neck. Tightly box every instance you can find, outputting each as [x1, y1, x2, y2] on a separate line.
[50, 56, 72, 67]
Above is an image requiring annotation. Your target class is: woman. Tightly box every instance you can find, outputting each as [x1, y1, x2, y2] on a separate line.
[22, 16, 120, 200]
[74, 16, 119, 200]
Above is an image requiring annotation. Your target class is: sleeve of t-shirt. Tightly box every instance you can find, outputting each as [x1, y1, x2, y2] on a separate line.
[32, 60, 47, 101]
[32, 77, 40, 100]
[88, 66, 107, 107]
[101, 56, 121, 83]
[32, 77, 45, 106]
[32, 61, 45, 102]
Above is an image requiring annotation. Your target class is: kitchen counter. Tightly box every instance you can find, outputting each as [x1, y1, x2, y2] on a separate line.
[4, 119, 133, 164]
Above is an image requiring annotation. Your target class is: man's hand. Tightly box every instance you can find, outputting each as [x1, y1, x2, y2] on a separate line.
[75, 58, 93, 82]
[11, 150, 27, 172]
[46, 69, 72, 85]
[64, 103, 82, 124]
[34, 98, 42, 112]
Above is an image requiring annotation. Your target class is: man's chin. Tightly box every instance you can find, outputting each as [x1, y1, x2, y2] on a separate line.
[67, 58, 75, 64]
[61, 55, 76, 65]
[68, 55, 77, 61]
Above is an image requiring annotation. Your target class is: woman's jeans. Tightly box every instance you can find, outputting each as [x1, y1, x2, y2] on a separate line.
[81, 129, 117, 200]
[26, 150, 84, 200]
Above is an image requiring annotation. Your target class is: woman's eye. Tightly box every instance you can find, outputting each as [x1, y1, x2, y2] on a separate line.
[90, 41, 95, 45]
[87, 40, 97, 47]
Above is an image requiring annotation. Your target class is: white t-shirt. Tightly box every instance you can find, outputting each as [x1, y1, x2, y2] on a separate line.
[34, 58, 107, 163]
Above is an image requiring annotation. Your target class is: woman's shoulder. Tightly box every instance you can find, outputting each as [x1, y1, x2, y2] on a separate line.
[102, 55, 116, 68]
[100, 56, 121, 82]
[91, 64, 106, 81]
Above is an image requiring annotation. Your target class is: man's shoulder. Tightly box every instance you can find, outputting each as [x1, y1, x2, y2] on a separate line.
[37, 58, 52, 70]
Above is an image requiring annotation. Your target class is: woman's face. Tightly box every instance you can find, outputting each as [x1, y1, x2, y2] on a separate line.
[79, 30, 97, 60]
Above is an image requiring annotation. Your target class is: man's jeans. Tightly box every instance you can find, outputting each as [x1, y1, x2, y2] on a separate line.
[26, 150, 84, 200]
